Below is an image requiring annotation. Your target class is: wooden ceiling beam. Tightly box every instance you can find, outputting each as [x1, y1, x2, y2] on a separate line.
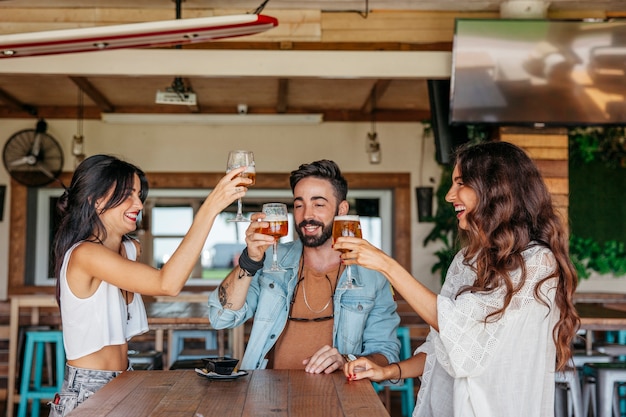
[69, 76, 115, 113]
[276, 78, 289, 113]
[361, 79, 392, 114]
[182, 41, 453, 52]
[0, 106, 430, 122]
[0, 87, 37, 115]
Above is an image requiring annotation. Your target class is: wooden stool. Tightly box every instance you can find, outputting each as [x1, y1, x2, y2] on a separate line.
[18, 330, 65, 417]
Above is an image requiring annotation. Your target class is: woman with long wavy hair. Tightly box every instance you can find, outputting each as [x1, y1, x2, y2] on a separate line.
[336, 141, 579, 417]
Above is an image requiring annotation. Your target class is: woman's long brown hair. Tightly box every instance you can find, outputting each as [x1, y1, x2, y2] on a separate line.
[453, 141, 580, 371]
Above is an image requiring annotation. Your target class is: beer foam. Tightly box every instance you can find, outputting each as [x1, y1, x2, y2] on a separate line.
[264, 215, 287, 221]
[334, 215, 359, 221]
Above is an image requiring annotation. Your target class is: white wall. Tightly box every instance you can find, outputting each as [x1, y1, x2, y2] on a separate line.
[0, 118, 446, 299]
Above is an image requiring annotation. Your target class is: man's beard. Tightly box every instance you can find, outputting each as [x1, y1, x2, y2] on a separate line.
[296, 219, 334, 248]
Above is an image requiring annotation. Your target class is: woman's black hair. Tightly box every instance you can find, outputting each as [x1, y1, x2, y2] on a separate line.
[52, 154, 148, 302]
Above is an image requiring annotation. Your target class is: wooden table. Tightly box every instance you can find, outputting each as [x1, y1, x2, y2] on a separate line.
[145, 301, 245, 367]
[577, 303, 626, 355]
[66, 369, 390, 417]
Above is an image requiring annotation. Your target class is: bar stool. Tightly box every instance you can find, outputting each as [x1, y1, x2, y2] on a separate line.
[16, 326, 54, 388]
[18, 330, 65, 417]
[168, 329, 218, 367]
[555, 365, 584, 417]
[575, 354, 613, 417]
[128, 350, 163, 370]
[583, 362, 626, 417]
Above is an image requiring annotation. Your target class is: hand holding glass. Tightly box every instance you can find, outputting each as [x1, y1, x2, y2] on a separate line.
[260, 203, 289, 272]
[226, 150, 255, 222]
[333, 215, 362, 290]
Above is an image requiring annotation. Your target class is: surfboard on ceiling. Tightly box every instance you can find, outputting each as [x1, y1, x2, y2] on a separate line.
[0, 14, 278, 58]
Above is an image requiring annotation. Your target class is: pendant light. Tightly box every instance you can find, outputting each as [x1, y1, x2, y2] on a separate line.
[366, 91, 381, 164]
[72, 88, 85, 167]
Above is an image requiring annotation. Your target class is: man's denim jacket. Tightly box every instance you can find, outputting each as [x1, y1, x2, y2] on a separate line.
[208, 240, 401, 370]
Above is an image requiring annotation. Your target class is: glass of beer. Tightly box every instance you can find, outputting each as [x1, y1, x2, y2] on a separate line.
[260, 203, 289, 272]
[333, 215, 362, 290]
[226, 150, 255, 222]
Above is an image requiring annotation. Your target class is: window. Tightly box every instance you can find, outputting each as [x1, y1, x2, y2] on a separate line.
[28, 187, 390, 287]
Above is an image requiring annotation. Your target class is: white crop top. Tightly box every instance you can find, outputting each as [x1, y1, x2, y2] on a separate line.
[60, 239, 149, 360]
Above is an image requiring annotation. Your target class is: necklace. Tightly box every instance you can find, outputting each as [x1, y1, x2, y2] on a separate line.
[121, 289, 131, 321]
[298, 253, 341, 314]
[302, 276, 333, 313]
[119, 242, 131, 321]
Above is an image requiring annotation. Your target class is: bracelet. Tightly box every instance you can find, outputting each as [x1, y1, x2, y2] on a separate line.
[238, 248, 265, 276]
[388, 362, 402, 384]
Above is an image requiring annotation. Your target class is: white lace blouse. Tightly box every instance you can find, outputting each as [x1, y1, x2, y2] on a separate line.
[414, 244, 560, 417]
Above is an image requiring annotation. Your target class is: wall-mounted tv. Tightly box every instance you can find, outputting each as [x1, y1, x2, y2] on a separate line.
[450, 19, 626, 127]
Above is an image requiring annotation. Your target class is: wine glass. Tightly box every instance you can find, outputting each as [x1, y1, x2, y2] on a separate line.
[333, 215, 362, 290]
[226, 150, 255, 222]
[260, 203, 289, 272]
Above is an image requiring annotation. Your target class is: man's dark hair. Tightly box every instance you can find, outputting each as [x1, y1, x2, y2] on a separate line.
[289, 160, 348, 203]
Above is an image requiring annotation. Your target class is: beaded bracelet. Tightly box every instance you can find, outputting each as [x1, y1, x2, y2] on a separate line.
[388, 362, 402, 384]
[238, 248, 265, 276]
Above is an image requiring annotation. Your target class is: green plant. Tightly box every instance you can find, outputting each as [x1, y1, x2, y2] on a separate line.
[569, 235, 626, 279]
[423, 126, 626, 285]
[569, 126, 626, 169]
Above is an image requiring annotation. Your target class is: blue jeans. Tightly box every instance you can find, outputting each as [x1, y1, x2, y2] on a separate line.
[47, 364, 132, 417]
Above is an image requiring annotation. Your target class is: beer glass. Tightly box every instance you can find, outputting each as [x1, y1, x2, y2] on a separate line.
[226, 150, 255, 222]
[260, 203, 289, 272]
[332, 215, 362, 290]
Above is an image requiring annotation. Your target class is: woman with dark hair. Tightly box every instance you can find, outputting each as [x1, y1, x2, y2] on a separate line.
[48, 154, 249, 417]
[337, 141, 579, 417]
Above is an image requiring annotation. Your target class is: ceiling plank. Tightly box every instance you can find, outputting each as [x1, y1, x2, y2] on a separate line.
[69, 76, 115, 113]
[0, 87, 37, 115]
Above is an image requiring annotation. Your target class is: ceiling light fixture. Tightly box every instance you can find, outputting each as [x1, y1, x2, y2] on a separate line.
[72, 88, 86, 167]
[366, 90, 381, 164]
[155, 77, 196, 106]
[101, 113, 324, 125]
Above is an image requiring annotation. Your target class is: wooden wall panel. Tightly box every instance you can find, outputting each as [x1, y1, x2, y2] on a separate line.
[500, 127, 570, 225]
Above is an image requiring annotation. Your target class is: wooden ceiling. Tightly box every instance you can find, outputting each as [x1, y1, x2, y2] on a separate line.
[0, 1, 623, 122]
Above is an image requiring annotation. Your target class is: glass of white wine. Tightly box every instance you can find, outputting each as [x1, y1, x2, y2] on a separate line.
[226, 150, 255, 222]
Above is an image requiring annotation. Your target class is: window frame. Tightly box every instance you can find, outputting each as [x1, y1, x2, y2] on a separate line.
[9, 172, 412, 293]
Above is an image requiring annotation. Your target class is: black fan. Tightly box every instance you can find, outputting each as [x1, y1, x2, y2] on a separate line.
[2, 119, 64, 187]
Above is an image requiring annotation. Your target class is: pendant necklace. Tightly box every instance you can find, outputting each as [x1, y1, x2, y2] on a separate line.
[122, 289, 131, 321]
[119, 242, 131, 321]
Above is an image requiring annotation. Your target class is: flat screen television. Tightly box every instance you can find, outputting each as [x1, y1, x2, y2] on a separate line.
[450, 19, 626, 127]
